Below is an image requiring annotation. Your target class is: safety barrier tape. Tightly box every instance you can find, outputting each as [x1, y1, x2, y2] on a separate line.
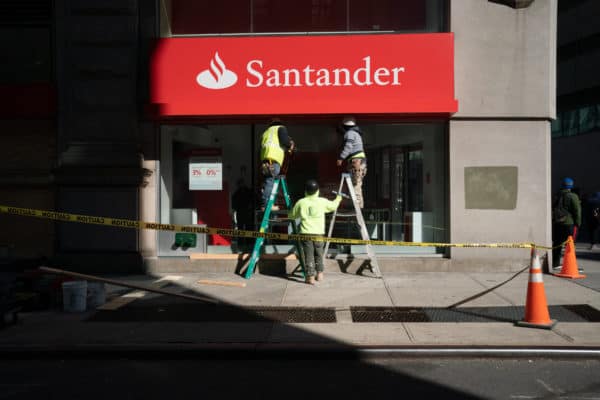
[0, 205, 560, 250]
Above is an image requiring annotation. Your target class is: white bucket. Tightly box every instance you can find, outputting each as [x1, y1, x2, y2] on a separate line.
[62, 280, 87, 312]
[87, 281, 106, 309]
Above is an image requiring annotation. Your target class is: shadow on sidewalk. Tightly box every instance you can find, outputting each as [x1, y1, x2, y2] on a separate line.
[0, 267, 483, 399]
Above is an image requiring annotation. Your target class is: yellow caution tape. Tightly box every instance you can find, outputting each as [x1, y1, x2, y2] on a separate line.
[0, 205, 557, 250]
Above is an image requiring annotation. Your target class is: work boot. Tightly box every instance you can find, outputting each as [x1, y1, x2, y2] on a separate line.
[316, 272, 324, 282]
[305, 275, 315, 285]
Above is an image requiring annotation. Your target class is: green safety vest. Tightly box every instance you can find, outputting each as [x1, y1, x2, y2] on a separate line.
[260, 125, 285, 165]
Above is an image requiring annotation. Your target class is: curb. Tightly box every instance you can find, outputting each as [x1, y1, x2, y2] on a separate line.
[1, 344, 600, 359]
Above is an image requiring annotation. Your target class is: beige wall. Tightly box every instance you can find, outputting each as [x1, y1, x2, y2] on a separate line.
[449, 0, 556, 268]
[449, 120, 552, 266]
[452, 0, 557, 119]
[139, 159, 158, 260]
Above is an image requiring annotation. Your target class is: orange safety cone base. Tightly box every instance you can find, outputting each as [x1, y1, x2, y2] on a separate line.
[554, 235, 586, 279]
[515, 319, 557, 330]
[518, 249, 555, 330]
[553, 272, 586, 279]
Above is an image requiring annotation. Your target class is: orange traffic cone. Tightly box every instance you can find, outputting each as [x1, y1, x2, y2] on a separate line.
[553, 236, 586, 279]
[516, 249, 556, 329]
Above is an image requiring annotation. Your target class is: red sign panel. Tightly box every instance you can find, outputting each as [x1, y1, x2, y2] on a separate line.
[151, 33, 457, 117]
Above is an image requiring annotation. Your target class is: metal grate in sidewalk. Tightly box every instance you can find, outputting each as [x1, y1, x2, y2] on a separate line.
[89, 304, 337, 323]
[562, 304, 600, 322]
[88, 303, 600, 323]
[350, 305, 600, 323]
[253, 307, 336, 323]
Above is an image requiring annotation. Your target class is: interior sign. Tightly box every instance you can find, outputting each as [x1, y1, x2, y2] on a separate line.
[189, 159, 222, 191]
[151, 33, 458, 116]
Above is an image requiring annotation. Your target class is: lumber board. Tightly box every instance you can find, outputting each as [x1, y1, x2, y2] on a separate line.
[197, 279, 246, 288]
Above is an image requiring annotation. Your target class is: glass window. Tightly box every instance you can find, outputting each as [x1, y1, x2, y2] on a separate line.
[160, 121, 447, 255]
[551, 117, 562, 138]
[553, 104, 600, 138]
[349, 0, 427, 32]
[171, 0, 251, 35]
[563, 109, 579, 137]
[253, 0, 346, 33]
[167, 0, 447, 36]
[579, 104, 599, 133]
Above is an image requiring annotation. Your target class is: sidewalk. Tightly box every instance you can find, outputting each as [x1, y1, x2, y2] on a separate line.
[1, 247, 599, 355]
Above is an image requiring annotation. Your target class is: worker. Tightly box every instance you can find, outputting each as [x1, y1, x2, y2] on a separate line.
[336, 116, 367, 208]
[259, 117, 294, 211]
[552, 177, 582, 269]
[290, 179, 342, 285]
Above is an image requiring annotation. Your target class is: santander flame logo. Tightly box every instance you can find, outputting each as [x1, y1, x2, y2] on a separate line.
[196, 52, 238, 89]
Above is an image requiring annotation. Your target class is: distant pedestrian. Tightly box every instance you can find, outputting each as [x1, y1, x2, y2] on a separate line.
[290, 179, 342, 285]
[552, 177, 582, 269]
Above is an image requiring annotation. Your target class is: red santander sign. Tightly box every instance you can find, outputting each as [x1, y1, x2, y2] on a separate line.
[151, 33, 457, 117]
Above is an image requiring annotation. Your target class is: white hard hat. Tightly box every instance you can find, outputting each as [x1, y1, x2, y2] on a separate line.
[342, 116, 356, 127]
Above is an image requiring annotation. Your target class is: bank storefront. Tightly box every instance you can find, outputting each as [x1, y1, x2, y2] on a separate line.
[150, 30, 456, 257]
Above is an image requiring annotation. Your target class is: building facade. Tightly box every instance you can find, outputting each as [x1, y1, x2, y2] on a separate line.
[0, 0, 557, 272]
[552, 0, 600, 244]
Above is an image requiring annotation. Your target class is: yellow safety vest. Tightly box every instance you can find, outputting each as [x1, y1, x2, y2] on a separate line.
[260, 125, 285, 165]
[290, 191, 342, 235]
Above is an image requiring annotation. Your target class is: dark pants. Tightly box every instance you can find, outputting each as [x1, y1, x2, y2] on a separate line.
[588, 218, 600, 245]
[552, 224, 574, 267]
[261, 161, 281, 208]
[300, 240, 324, 277]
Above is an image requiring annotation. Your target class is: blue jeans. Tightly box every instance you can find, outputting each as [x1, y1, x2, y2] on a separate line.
[261, 161, 280, 208]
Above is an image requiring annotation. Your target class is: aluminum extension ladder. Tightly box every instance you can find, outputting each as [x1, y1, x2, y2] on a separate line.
[324, 173, 382, 278]
[243, 175, 305, 279]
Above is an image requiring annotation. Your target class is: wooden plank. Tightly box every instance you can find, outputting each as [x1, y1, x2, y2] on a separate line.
[97, 296, 138, 310]
[189, 253, 244, 260]
[260, 254, 297, 260]
[38, 266, 218, 304]
[197, 279, 247, 288]
[189, 253, 294, 260]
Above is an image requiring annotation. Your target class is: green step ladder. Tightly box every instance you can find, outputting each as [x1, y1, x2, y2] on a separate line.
[243, 175, 305, 279]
